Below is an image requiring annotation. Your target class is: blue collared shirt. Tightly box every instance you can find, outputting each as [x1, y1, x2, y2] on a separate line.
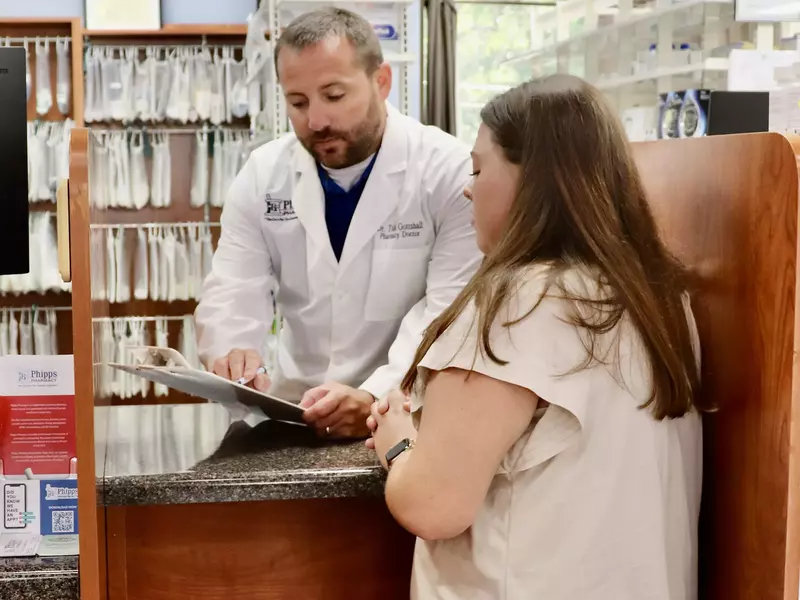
[316, 153, 379, 261]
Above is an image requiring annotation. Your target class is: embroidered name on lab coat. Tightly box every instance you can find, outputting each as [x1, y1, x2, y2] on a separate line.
[263, 195, 297, 222]
[378, 221, 424, 240]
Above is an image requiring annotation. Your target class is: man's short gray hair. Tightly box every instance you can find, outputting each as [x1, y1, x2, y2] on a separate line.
[274, 7, 384, 77]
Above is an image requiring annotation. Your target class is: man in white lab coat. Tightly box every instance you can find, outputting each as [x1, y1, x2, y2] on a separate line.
[195, 7, 480, 438]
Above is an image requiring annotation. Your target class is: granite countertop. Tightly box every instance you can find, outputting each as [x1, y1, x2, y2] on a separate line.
[97, 403, 387, 506]
[0, 555, 79, 600]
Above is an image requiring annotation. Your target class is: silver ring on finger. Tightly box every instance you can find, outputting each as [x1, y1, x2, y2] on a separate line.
[325, 426, 331, 436]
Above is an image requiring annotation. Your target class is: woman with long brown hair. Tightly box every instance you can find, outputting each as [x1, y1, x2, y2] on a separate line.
[367, 74, 703, 599]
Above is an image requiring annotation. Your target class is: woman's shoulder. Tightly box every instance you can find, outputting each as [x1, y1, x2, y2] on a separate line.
[503, 263, 605, 324]
[435, 262, 614, 348]
[511, 262, 603, 295]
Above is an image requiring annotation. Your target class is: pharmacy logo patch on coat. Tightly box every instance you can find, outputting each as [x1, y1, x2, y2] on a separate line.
[263, 194, 296, 221]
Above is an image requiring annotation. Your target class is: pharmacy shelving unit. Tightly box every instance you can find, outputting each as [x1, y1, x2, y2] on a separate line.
[257, 0, 417, 137]
[81, 25, 249, 405]
[508, 0, 746, 111]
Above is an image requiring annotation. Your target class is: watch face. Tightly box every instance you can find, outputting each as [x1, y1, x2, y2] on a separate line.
[386, 438, 410, 464]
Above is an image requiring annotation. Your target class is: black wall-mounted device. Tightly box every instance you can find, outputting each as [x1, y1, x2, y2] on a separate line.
[0, 46, 29, 276]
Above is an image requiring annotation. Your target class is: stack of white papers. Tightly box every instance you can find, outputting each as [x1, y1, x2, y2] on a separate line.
[0, 533, 79, 557]
[0, 534, 40, 557]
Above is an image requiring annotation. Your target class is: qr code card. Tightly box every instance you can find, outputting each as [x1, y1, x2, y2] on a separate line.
[51, 510, 74, 533]
[39, 480, 78, 536]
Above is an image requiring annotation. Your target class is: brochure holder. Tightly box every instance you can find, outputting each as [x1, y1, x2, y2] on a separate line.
[0, 355, 79, 557]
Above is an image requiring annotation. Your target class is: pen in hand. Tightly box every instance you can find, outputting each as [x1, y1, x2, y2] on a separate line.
[236, 366, 268, 387]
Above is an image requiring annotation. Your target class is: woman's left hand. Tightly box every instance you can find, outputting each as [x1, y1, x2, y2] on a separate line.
[366, 389, 417, 468]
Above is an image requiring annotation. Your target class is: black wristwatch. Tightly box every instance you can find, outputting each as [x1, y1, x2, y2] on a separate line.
[385, 438, 415, 469]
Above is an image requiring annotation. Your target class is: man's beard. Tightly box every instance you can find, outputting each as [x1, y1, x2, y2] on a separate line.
[299, 96, 384, 169]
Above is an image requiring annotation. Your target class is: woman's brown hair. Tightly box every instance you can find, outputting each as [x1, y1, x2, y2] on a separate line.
[401, 74, 700, 420]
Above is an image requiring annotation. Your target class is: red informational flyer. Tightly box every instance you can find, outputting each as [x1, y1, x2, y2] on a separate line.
[0, 357, 75, 477]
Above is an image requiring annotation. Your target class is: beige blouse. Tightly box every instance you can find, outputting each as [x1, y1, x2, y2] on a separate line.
[409, 264, 702, 600]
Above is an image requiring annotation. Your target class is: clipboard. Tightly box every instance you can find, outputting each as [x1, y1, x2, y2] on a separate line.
[108, 346, 306, 425]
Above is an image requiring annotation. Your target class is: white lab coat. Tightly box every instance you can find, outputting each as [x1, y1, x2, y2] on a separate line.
[195, 105, 482, 402]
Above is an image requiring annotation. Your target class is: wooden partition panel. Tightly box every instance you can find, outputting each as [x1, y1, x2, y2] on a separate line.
[70, 128, 109, 600]
[632, 133, 799, 600]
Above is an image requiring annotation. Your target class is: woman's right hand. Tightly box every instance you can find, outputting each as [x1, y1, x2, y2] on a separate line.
[366, 389, 411, 449]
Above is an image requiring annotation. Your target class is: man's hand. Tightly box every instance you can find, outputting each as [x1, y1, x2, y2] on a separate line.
[301, 382, 375, 439]
[211, 349, 271, 392]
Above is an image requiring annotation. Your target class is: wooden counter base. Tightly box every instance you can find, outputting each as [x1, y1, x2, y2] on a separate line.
[107, 498, 415, 600]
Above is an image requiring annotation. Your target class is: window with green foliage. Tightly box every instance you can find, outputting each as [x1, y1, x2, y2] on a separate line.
[456, 3, 548, 143]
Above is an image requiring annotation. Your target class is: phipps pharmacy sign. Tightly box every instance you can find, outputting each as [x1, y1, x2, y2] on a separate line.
[16, 369, 59, 388]
[44, 483, 78, 501]
[0, 355, 75, 477]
